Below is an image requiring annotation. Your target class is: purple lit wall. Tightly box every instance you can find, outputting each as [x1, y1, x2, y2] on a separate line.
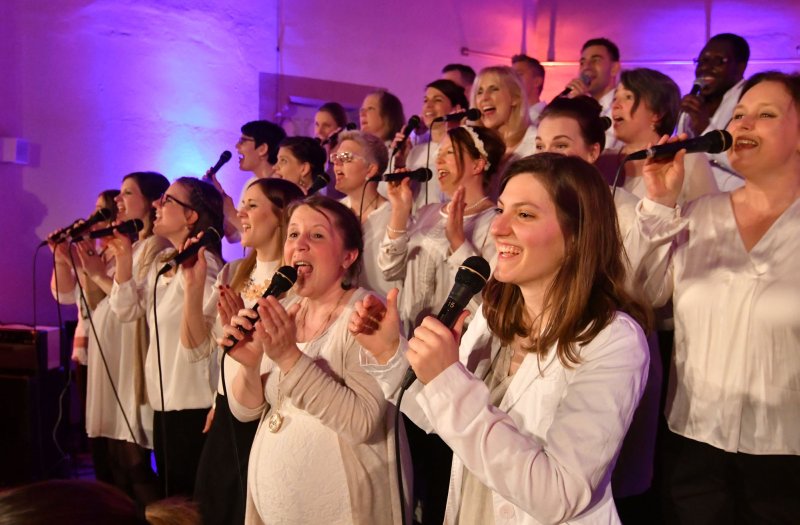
[1, 0, 798, 325]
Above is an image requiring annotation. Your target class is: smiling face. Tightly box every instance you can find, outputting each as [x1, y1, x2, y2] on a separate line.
[579, 44, 620, 98]
[285, 205, 358, 298]
[728, 80, 800, 178]
[491, 173, 566, 295]
[359, 94, 387, 140]
[535, 116, 600, 163]
[475, 73, 517, 133]
[435, 135, 476, 197]
[115, 178, 151, 223]
[611, 83, 659, 144]
[422, 86, 456, 128]
[694, 39, 744, 98]
[238, 183, 281, 252]
[152, 182, 197, 247]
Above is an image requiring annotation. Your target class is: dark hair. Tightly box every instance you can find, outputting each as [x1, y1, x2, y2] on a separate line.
[483, 153, 651, 367]
[98, 189, 121, 223]
[318, 102, 348, 128]
[426, 79, 469, 111]
[582, 37, 620, 62]
[740, 71, 800, 109]
[230, 178, 305, 293]
[708, 33, 750, 65]
[367, 89, 406, 141]
[511, 54, 546, 83]
[240, 120, 286, 165]
[279, 136, 327, 176]
[540, 96, 609, 151]
[173, 177, 224, 259]
[619, 68, 680, 137]
[447, 126, 506, 192]
[122, 171, 170, 238]
[442, 63, 477, 85]
[286, 196, 363, 289]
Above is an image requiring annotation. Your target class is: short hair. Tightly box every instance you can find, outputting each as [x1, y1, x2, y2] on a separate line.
[708, 33, 751, 65]
[286, 196, 364, 289]
[511, 54, 546, 81]
[447, 125, 506, 191]
[318, 102, 348, 128]
[442, 63, 477, 85]
[366, 89, 406, 141]
[582, 38, 620, 62]
[483, 153, 651, 367]
[240, 120, 286, 165]
[279, 136, 327, 176]
[338, 130, 389, 176]
[174, 177, 224, 259]
[98, 189, 120, 222]
[426, 79, 469, 111]
[540, 96, 609, 151]
[619, 68, 680, 137]
[121, 171, 170, 238]
[740, 70, 800, 111]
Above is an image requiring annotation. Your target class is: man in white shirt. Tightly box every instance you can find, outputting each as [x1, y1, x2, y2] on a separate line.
[677, 33, 750, 191]
[511, 54, 546, 127]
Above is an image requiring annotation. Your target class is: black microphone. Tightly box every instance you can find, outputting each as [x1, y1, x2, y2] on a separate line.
[554, 72, 591, 100]
[431, 108, 482, 123]
[72, 219, 144, 241]
[47, 208, 113, 244]
[625, 129, 733, 161]
[391, 115, 421, 156]
[306, 172, 331, 195]
[157, 227, 221, 275]
[223, 265, 298, 352]
[400, 256, 491, 390]
[599, 116, 612, 131]
[368, 167, 433, 184]
[321, 123, 357, 146]
[208, 150, 232, 176]
[689, 77, 708, 97]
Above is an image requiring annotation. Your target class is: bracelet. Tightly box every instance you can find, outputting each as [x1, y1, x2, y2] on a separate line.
[386, 226, 407, 234]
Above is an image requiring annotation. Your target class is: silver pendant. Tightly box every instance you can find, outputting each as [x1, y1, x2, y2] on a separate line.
[268, 411, 284, 433]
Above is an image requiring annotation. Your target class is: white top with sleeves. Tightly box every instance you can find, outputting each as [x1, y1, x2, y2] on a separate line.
[406, 139, 445, 209]
[378, 203, 496, 338]
[360, 306, 649, 525]
[509, 125, 537, 161]
[340, 197, 401, 298]
[621, 150, 718, 206]
[228, 288, 404, 525]
[110, 249, 222, 412]
[627, 194, 800, 455]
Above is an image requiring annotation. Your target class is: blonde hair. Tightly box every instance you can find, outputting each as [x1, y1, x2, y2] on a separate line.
[472, 66, 531, 151]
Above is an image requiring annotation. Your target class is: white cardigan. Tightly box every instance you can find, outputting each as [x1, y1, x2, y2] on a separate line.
[362, 307, 649, 525]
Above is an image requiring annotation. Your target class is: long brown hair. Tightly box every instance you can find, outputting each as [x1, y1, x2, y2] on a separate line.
[482, 153, 651, 367]
[229, 178, 305, 293]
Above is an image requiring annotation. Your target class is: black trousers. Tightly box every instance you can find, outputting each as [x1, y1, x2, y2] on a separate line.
[662, 431, 800, 525]
[152, 408, 208, 498]
[194, 393, 259, 525]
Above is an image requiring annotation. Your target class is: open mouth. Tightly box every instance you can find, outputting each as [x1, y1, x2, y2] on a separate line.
[733, 137, 758, 151]
[496, 243, 521, 257]
[293, 260, 313, 276]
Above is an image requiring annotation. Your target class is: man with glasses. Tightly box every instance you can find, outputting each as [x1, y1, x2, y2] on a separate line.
[677, 33, 750, 190]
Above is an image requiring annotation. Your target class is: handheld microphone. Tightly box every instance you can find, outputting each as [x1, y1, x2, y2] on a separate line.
[625, 129, 733, 161]
[321, 123, 358, 146]
[368, 167, 433, 184]
[223, 265, 298, 352]
[599, 116, 612, 131]
[306, 172, 331, 195]
[72, 219, 144, 241]
[47, 208, 113, 244]
[432, 108, 482, 123]
[400, 256, 491, 390]
[689, 77, 708, 97]
[391, 115, 421, 156]
[157, 227, 221, 275]
[554, 72, 591, 100]
[208, 150, 232, 176]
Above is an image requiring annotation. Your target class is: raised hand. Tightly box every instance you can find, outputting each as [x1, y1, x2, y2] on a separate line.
[406, 310, 469, 384]
[217, 285, 245, 327]
[252, 296, 302, 373]
[679, 94, 711, 136]
[642, 134, 687, 209]
[181, 232, 208, 291]
[349, 288, 401, 364]
[219, 308, 262, 369]
[445, 186, 467, 252]
[74, 240, 105, 278]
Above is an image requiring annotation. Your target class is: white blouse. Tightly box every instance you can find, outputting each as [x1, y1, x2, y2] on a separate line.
[627, 194, 800, 454]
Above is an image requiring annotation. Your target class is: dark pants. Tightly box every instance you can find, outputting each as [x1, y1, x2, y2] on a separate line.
[194, 393, 259, 525]
[662, 431, 800, 524]
[152, 408, 208, 498]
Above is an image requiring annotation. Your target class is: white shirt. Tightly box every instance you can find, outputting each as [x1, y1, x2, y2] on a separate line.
[509, 125, 538, 161]
[406, 139, 444, 209]
[528, 100, 547, 127]
[361, 307, 649, 525]
[598, 88, 623, 152]
[628, 194, 800, 454]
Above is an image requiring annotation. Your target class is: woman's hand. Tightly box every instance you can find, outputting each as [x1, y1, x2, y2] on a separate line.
[349, 288, 401, 364]
[219, 308, 262, 369]
[180, 232, 207, 291]
[445, 186, 467, 252]
[406, 310, 469, 384]
[74, 241, 105, 279]
[388, 131, 412, 167]
[202, 407, 215, 433]
[217, 285, 245, 327]
[642, 134, 686, 209]
[252, 296, 302, 373]
[106, 226, 134, 283]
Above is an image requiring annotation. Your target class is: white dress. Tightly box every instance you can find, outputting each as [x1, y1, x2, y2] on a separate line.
[378, 203, 496, 338]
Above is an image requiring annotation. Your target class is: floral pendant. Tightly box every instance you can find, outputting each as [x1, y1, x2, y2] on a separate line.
[267, 411, 284, 433]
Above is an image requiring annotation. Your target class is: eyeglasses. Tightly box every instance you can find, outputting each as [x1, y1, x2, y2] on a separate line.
[236, 137, 255, 146]
[158, 193, 195, 211]
[692, 55, 729, 68]
[329, 151, 366, 164]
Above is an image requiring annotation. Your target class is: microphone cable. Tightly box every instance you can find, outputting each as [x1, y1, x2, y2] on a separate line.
[152, 271, 171, 496]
